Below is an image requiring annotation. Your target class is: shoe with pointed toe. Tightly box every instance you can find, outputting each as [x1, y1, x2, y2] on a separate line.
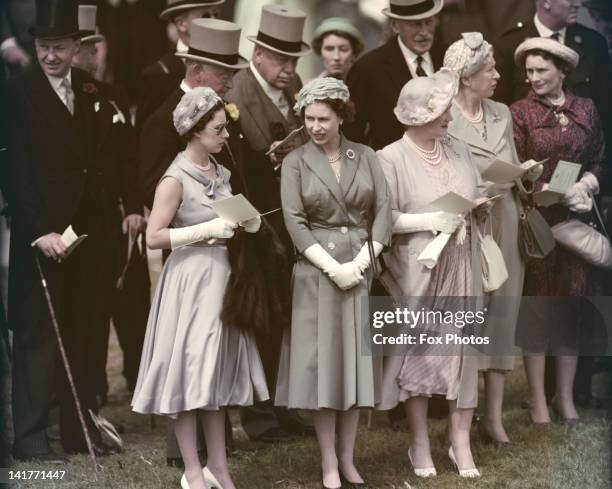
[550, 398, 580, 425]
[203, 466, 224, 489]
[340, 471, 370, 488]
[180, 474, 190, 489]
[478, 423, 513, 449]
[407, 447, 437, 478]
[448, 446, 480, 478]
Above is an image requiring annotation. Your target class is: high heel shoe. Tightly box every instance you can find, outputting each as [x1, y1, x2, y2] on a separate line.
[448, 446, 480, 478]
[339, 471, 369, 488]
[203, 467, 224, 489]
[180, 474, 190, 489]
[550, 398, 580, 426]
[407, 447, 437, 478]
[478, 421, 513, 449]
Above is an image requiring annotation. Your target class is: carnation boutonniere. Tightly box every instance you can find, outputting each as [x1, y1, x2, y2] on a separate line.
[82, 82, 98, 94]
[225, 103, 240, 122]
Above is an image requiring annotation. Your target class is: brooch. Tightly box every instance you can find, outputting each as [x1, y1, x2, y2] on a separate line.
[492, 111, 501, 122]
[94, 101, 100, 113]
[346, 149, 356, 160]
[574, 35, 582, 45]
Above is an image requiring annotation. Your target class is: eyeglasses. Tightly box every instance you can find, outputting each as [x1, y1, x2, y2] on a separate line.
[209, 122, 229, 136]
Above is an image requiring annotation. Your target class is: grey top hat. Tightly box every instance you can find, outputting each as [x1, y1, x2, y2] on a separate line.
[78, 5, 105, 44]
[247, 5, 311, 57]
[176, 18, 248, 70]
[160, 0, 225, 22]
[382, 0, 444, 20]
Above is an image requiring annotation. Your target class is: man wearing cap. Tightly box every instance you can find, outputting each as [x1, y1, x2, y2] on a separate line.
[72, 4, 146, 406]
[224, 4, 312, 443]
[344, 0, 447, 151]
[135, 0, 224, 132]
[6, 0, 128, 459]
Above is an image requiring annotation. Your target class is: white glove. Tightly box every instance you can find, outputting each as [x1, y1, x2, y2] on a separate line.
[578, 172, 599, 195]
[567, 192, 593, 213]
[563, 172, 599, 204]
[303, 243, 340, 273]
[239, 215, 261, 233]
[393, 211, 464, 235]
[330, 261, 364, 290]
[169, 218, 236, 249]
[353, 241, 384, 272]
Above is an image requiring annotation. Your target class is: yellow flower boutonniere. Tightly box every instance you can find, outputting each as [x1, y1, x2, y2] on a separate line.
[225, 103, 240, 122]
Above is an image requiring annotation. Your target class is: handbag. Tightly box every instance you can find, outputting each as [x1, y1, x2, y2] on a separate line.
[551, 193, 612, 268]
[517, 197, 555, 261]
[477, 217, 509, 293]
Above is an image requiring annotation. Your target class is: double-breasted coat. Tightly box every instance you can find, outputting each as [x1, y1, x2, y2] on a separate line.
[376, 136, 484, 410]
[275, 137, 392, 410]
[448, 99, 524, 371]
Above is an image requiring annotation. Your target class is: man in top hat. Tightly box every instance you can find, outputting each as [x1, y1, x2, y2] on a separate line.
[135, 0, 225, 132]
[6, 0, 131, 459]
[224, 4, 312, 443]
[72, 4, 146, 406]
[344, 0, 447, 151]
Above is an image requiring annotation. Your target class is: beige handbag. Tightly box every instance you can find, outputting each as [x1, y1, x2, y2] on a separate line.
[477, 218, 509, 293]
[551, 194, 612, 269]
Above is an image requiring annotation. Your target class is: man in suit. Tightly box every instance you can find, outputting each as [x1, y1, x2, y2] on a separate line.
[224, 4, 312, 443]
[134, 0, 225, 132]
[72, 3, 146, 405]
[6, 0, 133, 459]
[138, 17, 248, 465]
[344, 0, 447, 151]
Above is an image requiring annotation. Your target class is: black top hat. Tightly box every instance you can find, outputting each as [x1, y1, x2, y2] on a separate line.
[30, 0, 81, 40]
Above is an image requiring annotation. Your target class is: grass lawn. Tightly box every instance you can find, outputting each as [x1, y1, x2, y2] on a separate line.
[10, 326, 612, 489]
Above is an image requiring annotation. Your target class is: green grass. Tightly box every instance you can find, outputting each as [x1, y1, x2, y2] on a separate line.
[9, 329, 612, 489]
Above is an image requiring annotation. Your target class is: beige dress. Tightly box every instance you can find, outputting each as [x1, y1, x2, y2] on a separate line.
[448, 99, 524, 371]
[377, 136, 485, 410]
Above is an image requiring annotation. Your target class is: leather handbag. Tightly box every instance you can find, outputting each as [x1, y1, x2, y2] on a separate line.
[517, 198, 555, 261]
[477, 219, 509, 293]
[551, 194, 612, 269]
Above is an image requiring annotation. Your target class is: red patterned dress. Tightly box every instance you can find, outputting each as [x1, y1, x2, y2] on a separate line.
[511, 90, 605, 352]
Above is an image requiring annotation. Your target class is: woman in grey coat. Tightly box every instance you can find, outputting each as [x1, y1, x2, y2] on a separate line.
[443, 32, 542, 447]
[275, 77, 392, 489]
[377, 69, 487, 479]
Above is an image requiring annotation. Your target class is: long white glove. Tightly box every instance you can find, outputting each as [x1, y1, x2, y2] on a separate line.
[353, 241, 384, 272]
[393, 211, 464, 235]
[169, 218, 236, 249]
[562, 172, 599, 213]
[303, 244, 362, 290]
[239, 215, 261, 233]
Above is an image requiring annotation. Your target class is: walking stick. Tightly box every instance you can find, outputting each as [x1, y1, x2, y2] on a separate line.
[34, 254, 99, 471]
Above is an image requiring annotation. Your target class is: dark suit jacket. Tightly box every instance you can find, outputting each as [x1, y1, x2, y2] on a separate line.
[134, 51, 184, 133]
[225, 68, 307, 214]
[139, 87, 249, 209]
[344, 35, 447, 151]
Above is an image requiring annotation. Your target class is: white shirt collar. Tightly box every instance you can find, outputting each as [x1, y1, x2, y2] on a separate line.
[534, 13, 566, 43]
[250, 60, 283, 104]
[180, 79, 192, 93]
[176, 38, 189, 54]
[397, 36, 433, 77]
[46, 69, 72, 92]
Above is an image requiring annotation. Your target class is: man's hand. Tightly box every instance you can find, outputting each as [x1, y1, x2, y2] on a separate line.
[35, 233, 66, 260]
[1, 41, 30, 67]
[122, 214, 147, 237]
[268, 140, 292, 166]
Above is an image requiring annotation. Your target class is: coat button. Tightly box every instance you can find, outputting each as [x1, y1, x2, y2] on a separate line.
[327, 242, 336, 251]
[82, 168, 88, 174]
[340, 226, 348, 234]
[586, 77, 591, 82]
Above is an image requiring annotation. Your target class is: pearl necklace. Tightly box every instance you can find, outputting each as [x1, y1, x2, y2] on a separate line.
[327, 150, 342, 163]
[456, 101, 484, 124]
[547, 91, 566, 106]
[199, 161, 212, 171]
[405, 135, 442, 165]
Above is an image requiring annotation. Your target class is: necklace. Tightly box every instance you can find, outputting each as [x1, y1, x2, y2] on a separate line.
[456, 100, 484, 124]
[404, 135, 443, 165]
[547, 91, 566, 107]
[327, 150, 342, 163]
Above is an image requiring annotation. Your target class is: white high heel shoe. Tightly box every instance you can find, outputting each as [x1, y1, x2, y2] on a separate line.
[448, 446, 481, 478]
[203, 466, 224, 489]
[407, 447, 437, 478]
[180, 474, 190, 489]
